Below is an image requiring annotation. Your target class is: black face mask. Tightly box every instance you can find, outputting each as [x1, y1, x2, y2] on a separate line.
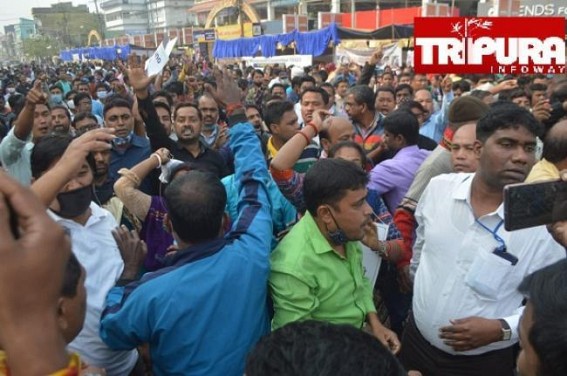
[53, 185, 93, 218]
[326, 207, 350, 246]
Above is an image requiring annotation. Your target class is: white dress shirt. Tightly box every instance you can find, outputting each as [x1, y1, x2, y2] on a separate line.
[49, 203, 138, 375]
[411, 173, 565, 356]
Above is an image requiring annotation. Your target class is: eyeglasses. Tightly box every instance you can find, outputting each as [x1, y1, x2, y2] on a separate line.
[75, 123, 98, 135]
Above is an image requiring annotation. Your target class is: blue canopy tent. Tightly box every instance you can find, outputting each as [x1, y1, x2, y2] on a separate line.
[213, 23, 341, 59]
[59, 45, 133, 61]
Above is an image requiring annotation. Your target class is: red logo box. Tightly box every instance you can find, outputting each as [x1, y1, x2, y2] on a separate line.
[414, 17, 566, 74]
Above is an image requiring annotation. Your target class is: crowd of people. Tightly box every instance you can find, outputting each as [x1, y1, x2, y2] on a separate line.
[0, 49, 566, 376]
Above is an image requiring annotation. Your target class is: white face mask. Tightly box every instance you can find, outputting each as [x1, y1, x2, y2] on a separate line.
[67, 100, 75, 110]
[7, 88, 15, 94]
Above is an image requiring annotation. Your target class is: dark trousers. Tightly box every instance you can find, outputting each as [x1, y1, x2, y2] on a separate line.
[375, 262, 412, 337]
[399, 314, 515, 376]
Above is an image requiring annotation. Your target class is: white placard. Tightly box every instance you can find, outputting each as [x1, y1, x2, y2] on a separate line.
[361, 223, 389, 287]
[243, 54, 313, 68]
[145, 37, 178, 77]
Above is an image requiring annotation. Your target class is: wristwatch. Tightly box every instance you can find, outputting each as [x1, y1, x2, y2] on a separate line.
[498, 319, 512, 341]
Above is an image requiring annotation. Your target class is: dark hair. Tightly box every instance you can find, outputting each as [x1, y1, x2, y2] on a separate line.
[304, 158, 368, 216]
[245, 320, 406, 376]
[245, 103, 263, 118]
[348, 85, 375, 110]
[103, 98, 132, 117]
[542, 122, 567, 163]
[270, 83, 286, 94]
[151, 90, 174, 107]
[61, 252, 82, 298]
[264, 101, 295, 130]
[253, 69, 264, 77]
[397, 100, 426, 114]
[51, 105, 71, 121]
[154, 101, 172, 116]
[469, 89, 493, 101]
[549, 82, 567, 104]
[328, 141, 367, 169]
[237, 78, 249, 91]
[164, 171, 227, 243]
[73, 92, 92, 107]
[376, 86, 395, 99]
[333, 78, 350, 88]
[65, 90, 77, 101]
[173, 102, 202, 121]
[383, 110, 419, 145]
[291, 76, 303, 89]
[300, 87, 329, 105]
[499, 88, 529, 103]
[164, 81, 186, 95]
[477, 102, 542, 142]
[31, 134, 95, 178]
[394, 83, 413, 96]
[300, 75, 316, 87]
[452, 79, 471, 93]
[320, 82, 335, 95]
[518, 259, 567, 376]
[529, 83, 548, 94]
[72, 112, 98, 128]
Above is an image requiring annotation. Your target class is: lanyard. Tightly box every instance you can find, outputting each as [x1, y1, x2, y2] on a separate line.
[475, 219, 506, 249]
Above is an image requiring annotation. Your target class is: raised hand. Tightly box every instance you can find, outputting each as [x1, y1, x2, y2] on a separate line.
[26, 79, 48, 107]
[369, 46, 384, 66]
[112, 225, 147, 280]
[215, 65, 243, 106]
[120, 54, 157, 96]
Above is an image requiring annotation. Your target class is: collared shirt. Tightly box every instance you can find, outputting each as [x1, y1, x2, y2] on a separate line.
[49, 203, 138, 375]
[270, 211, 376, 330]
[173, 139, 228, 178]
[368, 145, 431, 213]
[0, 127, 34, 185]
[110, 134, 151, 193]
[411, 173, 565, 356]
[526, 158, 560, 183]
[419, 91, 453, 143]
[352, 111, 385, 153]
[267, 136, 320, 174]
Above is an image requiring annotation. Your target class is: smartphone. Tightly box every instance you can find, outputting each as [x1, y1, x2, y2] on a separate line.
[504, 179, 567, 231]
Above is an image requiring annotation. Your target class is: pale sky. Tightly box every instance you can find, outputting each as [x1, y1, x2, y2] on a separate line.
[0, 0, 95, 31]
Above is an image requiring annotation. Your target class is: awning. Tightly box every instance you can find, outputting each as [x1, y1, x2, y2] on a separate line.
[337, 24, 414, 40]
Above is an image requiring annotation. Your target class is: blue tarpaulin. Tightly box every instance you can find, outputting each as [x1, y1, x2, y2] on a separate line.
[213, 23, 340, 59]
[59, 45, 132, 61]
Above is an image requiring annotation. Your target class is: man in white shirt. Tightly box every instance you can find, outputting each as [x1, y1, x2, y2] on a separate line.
[400, 102, 566, 376]
[30, 129, 139, 376]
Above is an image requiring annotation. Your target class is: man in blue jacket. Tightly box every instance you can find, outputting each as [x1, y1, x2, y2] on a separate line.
[100, 57, 273, 376]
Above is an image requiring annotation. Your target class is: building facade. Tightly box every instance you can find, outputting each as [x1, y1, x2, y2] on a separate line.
[2, 18, 36, 58]
[32, 2, 103, 47]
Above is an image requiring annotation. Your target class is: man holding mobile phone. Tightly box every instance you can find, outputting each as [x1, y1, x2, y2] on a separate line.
[400, 102, 566, 376]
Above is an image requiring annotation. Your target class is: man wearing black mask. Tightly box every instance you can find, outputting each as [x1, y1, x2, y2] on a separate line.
[30, 129, 140, 375]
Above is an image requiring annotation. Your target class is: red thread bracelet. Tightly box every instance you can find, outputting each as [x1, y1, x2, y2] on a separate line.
[297, 131, 311, 145]
[305, 122, 319, 135]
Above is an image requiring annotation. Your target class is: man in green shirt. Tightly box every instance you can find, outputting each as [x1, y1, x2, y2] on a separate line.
[269, 158, 400, 353]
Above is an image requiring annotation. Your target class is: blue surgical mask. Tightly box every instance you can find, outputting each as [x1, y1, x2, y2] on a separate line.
[97, 91, 108, 99]
[111, 131, 134, 148]
[51, 94, 63, 103]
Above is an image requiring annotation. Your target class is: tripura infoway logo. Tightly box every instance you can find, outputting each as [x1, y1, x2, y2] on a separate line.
[414, 17, 566, 74]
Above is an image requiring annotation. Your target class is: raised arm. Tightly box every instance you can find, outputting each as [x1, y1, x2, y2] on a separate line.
[114, 148, 172, 220]
[31, 129, 115, 206]
[217, 67, 273, 256]
[122, 54, 172, 152]
[0, 80, 46, 167]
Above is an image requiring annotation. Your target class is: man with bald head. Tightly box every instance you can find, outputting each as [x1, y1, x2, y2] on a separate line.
[414, 79, 454, 143]
[526, 119, 567, 182]
[319, 117, 355, 158]
[450, 122, 479, 173]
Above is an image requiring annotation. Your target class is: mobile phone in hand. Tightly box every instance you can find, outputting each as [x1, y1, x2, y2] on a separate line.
[504, 179, 567, 231]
